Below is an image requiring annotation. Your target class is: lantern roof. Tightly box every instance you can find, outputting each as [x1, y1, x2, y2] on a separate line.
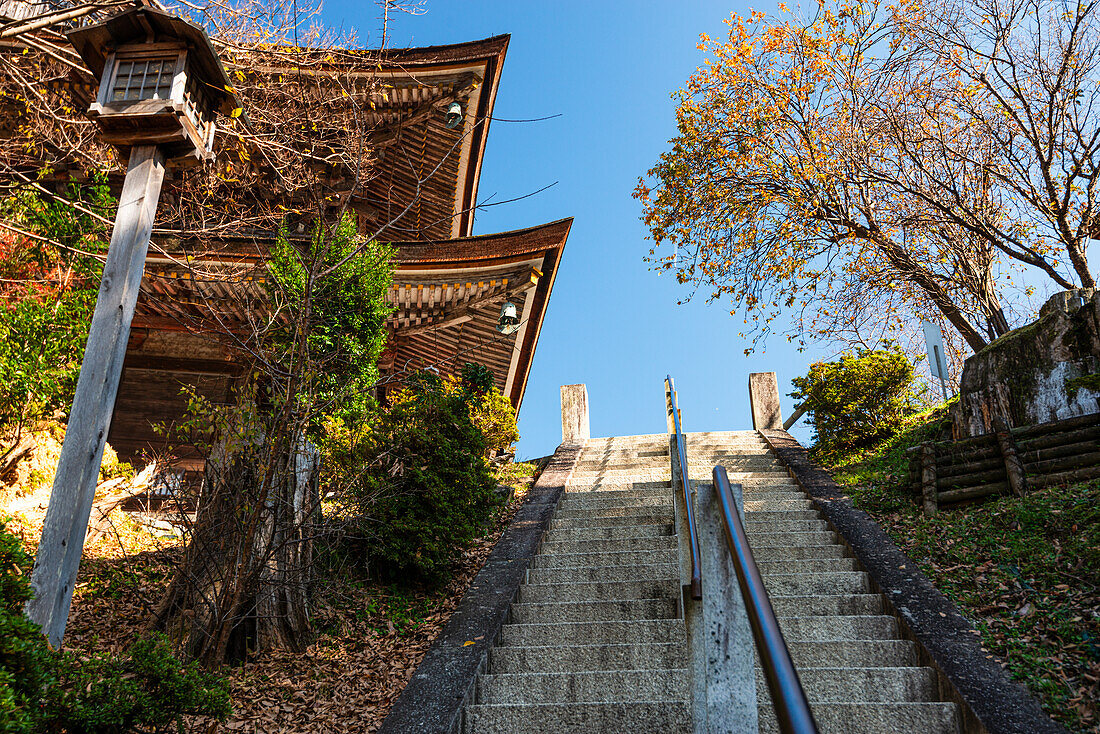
[66, 6, 239, 116]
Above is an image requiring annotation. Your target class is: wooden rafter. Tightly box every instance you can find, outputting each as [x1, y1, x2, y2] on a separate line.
[397, 268, 540, 337]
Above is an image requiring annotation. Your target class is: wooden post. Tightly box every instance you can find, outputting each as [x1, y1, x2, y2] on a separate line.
[27, 145, 166, 647]
[993, 416, 1028, 498]
[920, 443, 939, 516]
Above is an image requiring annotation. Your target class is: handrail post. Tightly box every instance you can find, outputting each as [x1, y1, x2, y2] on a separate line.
[714, 466, 819, 734]
[688, 472, 758, 733]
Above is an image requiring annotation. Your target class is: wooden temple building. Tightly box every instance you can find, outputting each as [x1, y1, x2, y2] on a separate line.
[98, 35, 571, 466]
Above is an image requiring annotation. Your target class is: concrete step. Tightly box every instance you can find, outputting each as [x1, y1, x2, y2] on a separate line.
[684, 430, 763, 439]
[737, 479, 800, 488]
[763, 571, 870, 596]
[532, 549, 677, 569]
[477, 669, 690, 704]
[744, 498, 815, 511]
[500, 619, 685, 646]
[490, 643, 683, 674]
[749, 545, 850, 562]
[745, 531, 838, 547]
[550, 514, 674, 530]
[756, 557, 859, 574]
[585, 433, 668, 444]
[757, 701, 958, 734]
[464, 701, 693, 733]
[509, 598, 677, 625]
[775, 614, 898, 641]
[686, 460, 779, 471]
[746, 518, 829, 533]
[569, 470, 672, 480]
[543, 523, 675, 542]
[539, 535, 678, 555]
[527, 563, 680, 585]
[740, 491, 812, 504]
[573, 463, 671, 474]
[758, 666, 937, 703]
[687, 471, 792, 481]
[518, 579, 678, 605]
[578, 446, 669, 455]
[553, 504, 677, 520]
[564, 481, 672, 493]
[769, 594, 884, 617]
[558, 493, 674, 510]
[782, 640, 916, 668]
[747, 509, 821, 522]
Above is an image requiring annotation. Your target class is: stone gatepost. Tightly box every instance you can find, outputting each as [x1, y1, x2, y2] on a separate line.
[748, 372, 783, 430]
[560, 384, 590, 444]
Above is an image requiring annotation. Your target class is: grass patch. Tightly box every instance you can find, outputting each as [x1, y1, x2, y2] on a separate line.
[824, 413, 1100, 732]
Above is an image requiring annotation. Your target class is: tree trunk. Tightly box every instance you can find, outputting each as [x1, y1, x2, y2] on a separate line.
[151, 437, 319, 666]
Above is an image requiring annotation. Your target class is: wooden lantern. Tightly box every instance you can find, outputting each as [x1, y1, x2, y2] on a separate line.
[66, 7, 239, 164]
[27, 7, 240, 648]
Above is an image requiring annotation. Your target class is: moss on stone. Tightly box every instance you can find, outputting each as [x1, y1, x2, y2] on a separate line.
[1065, 373, 1100, 400]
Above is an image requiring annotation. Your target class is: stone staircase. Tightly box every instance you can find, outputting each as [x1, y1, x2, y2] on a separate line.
[464, 431, 960, 733]
[465, 434, 691, 733]
[687, 430, 959, 733]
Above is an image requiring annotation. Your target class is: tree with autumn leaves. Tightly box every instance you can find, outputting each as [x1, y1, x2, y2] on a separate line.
[637, 0, 1099, 360]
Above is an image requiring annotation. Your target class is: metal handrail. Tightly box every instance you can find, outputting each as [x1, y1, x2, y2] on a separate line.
[665, 375, 702, 600]
[713, 465, 819, 734]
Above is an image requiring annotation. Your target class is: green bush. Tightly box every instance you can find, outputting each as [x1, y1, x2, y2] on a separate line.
[0, 519, 54, 734]
[48, 634, 230, 734]
[266, 214, 394, 425]
[0, 521, 230, 733]
[328, 370, 504, 582]
[456, 363, 518, 456]
[790, 343, 918, 461]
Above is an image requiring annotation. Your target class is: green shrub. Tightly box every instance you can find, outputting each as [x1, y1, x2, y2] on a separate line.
[456, 363, 518, 456]
[48, 634, 230, 733]
[0, 177, 113, 434]
[0, 519, 54, 734]
[0, 521, 230, 733]
[468, 388, 519, 457]
[328, 370, 504, 582]
[790, 343, 918, 461]
[266, 214, 394, 425]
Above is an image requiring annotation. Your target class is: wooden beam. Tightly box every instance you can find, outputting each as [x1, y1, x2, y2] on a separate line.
[27, 145, 166, 647]
[122, 355, 243, 375]
[401, 313, 472, 337]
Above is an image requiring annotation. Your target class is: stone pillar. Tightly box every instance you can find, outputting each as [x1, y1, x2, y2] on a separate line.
[748, 372, 782, 430]
[560, 384, 590, 444]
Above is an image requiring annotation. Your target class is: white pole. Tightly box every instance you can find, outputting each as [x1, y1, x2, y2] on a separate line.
[26, 145, 165, 647]
[933, 344, 950, 403]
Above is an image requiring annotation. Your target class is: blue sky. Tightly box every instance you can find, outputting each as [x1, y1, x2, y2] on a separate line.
[321, 0, 824, 457]
[315, 1, 1100, 459]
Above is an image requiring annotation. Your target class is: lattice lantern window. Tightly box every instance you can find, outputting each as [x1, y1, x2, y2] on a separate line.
[67, 8, 240, 165]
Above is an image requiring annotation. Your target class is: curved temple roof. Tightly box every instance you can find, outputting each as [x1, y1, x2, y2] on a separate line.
[384, 217, 572, 410]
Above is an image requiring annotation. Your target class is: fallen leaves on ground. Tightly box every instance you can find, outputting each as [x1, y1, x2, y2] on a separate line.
[13, 488, 530, 733]
[838, 459, 1099, 734]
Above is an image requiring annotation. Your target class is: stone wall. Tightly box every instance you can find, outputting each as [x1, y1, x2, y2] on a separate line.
[952, 289, 1100, 437]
